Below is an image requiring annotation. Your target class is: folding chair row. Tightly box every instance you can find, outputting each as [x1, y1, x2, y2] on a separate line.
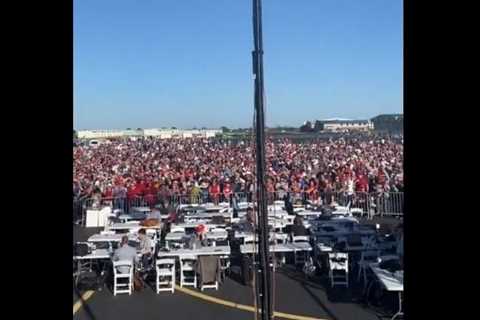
[112, 254, 229, 295]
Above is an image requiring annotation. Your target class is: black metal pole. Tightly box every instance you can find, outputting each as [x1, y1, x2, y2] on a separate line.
[252, 0, 272, 319]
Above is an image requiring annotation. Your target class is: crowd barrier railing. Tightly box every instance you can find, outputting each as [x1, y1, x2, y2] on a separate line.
[73, 190, 403, 226]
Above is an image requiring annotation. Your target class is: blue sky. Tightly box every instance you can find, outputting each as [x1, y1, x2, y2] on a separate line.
[74, 0, 402, 130]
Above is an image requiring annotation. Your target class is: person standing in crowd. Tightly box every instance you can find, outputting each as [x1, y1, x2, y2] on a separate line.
[209, 178, 221, 205]
[91, 187, 102, 208]
[355, 172, 369, 193]
[239, 207, 256, 233]
[190, 182, 201, 204]
[200, 178, 210, 203]
[223, 180, 232, 204]
[144, 182, 156, 207]
[247, 180, 255, 203]
[284, 193, 294, 215]
[74, 135, 403, 210]
[306, 179, 319, 204]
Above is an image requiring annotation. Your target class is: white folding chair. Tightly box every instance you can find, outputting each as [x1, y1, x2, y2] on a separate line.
[328, 252, 349, 288]
[357, 249, 380, 288]
[112, 260, 134, 296]
[219, 207, 230, 213]
[268, 233, 287, 265]
[200, 278, 219, 291]
[269, 232, 285, 245]
[243, 235, 258, 245]
[180, 255, 197, 288]
[292, 235, 310, 243]
[113, 209, 123, 215]
[146, 229, 158, 242]
[219, 256, 231, 281]
[217, 245, 231, 281]
[198, 256, 219, 291]
[292, 235, 310, 265]
[170, 226, 186, 233]
[156, 258, 175, 294]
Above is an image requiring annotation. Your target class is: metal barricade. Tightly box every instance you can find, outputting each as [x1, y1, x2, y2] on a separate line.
[73, 198, 83, 224]
[73, 197, 95, 226]
[350, 192, 370, 216]
[73, 190, 403, 225]
[378, 192, 403, 216]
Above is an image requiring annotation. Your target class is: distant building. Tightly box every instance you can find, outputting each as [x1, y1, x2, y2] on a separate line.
[371, 114, 403, 133]
[78, 128, 221, 140]
[300, 121, 314, 132]
[143, 128, 220, 139]
[143, 128, 179, 139]
[122, 129, 144, 137]
[312, 118, 373, 132]
[77, 129, 126, 139]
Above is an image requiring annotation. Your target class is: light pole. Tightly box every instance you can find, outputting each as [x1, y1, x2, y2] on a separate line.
[252, 0, 272, 319]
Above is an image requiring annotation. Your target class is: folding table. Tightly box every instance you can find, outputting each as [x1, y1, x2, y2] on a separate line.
[367, 263, 404, 320]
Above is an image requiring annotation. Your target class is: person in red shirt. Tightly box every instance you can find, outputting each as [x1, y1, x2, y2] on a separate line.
[144, 183, 156, 207]
[376, 168, 387, 192]
[126, 182, 138, 210]
[265, 178, 275, 203]
[102, 185, 113, 201]
[209, 179, 220, 205]
[150, 182, 159, 204]
[355, 173, 369, 193]
[171, 180, 180, 200]
[306, 179, 319, 203]
[377, 169, 386, 184]
[128, 181, 139, 198]
[135, 179, 146, 195]
[223, 181, 232, 204]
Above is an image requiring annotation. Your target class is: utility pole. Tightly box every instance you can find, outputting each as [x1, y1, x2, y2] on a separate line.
[252, 0, 273, 319]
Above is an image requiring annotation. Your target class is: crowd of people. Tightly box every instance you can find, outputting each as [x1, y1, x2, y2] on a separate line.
[73, 134, 403, 208]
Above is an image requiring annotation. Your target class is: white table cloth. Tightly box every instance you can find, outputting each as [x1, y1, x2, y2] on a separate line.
[173, 222, 226, 229]
[74, 249, 112, 261]
[234, 231, 289, 243]
[295, 211, 323, 218]
[88, 233, 139, 243]
[117, 213, 145, 222]
[240, 242, 312, 254]
[165, 230, 228, 242]
[109, 222, 162, 231]
[316, 243, 333, 253]
[184, 212, 231, 219]
[369, 263, 403, 291]
[157, 245, 231, 259]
